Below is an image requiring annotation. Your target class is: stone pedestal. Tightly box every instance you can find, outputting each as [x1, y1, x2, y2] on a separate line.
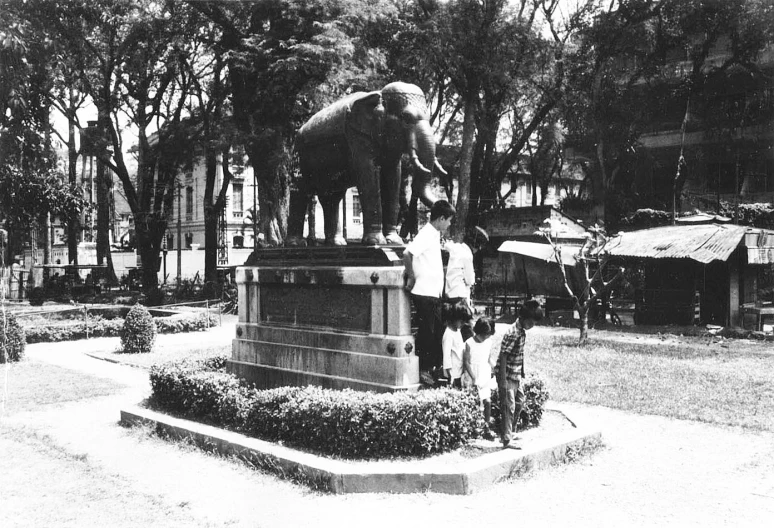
[228, 246, 419, 392]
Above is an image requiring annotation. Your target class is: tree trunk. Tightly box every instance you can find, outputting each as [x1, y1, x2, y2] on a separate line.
[203, 149, 221, 285]
[247, 135, 291, 246]
[203, 202, 220, 284]
[454, 95, 478, 242]
[578, 307, 589, 345]
[96, 154, 118, 284]
[67, 91, 80, 266]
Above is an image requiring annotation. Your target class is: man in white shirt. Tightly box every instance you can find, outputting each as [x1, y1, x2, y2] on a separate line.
[403, 200, 456, 374]
[444, 227, 488, 340]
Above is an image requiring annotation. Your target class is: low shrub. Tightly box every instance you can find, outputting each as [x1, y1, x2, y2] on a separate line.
[1, 311, 26, 363]
[490, 375, 550, 431]
[150, 358, 247, 428]
[27, 287, 45, 306]
[23, 312, 218, 343]
[155, 313, 217, 334]
[120, 304, 156, 354]
[149, 356, 550, 460]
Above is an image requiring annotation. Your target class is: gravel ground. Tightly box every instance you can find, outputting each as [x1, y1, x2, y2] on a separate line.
[2, 321, 774, 527]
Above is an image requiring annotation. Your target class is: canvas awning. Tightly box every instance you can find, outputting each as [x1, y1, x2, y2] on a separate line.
[498, 240, 580, 266]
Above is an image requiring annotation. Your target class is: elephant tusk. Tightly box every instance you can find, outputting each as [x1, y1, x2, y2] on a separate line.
[411, 152, 431, 175]
[434, 159, 448, 176]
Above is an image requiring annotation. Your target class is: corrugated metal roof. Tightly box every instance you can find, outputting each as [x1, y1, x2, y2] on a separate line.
[603, 224, 748, 264]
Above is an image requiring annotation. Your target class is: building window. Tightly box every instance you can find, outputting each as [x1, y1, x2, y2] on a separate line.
[232, 182, 243, 215]
[186, 186, 194, 220]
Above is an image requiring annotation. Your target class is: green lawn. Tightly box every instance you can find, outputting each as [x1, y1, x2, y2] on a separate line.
[526, 330, 774, 432]
[1, 361, 129, 415]
[106, 343, 231, 369]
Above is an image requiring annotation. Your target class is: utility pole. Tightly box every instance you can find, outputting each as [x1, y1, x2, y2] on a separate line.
[253, 172, 258, 248]
[177, 180, 182, 285]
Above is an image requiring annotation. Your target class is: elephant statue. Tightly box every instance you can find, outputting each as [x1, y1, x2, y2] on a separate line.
[288, 81, 446, 246]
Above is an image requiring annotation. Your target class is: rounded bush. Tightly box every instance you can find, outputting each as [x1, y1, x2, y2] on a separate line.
[120, 304, 156, 354]
[1, 311, 26, 363]
[28, 287, 45, 306]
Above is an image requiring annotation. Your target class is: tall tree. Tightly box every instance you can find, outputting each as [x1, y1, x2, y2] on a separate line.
[0, 2, 62, 260]
[563, 0, 774, 228]
[192, 0, 388, 245]
[36, 0, 205, 289]
[402, 0, 593, 240]
[180, 11, 238, 284]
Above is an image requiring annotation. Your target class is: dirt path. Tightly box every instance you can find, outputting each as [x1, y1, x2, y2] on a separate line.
[3, 324, 774, 527]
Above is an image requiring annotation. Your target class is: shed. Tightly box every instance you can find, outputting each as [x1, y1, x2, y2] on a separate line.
[603, 224, 774, 327]
[478, 206, 589, 295]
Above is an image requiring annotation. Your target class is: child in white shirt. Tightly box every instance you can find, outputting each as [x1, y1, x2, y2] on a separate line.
[442, 302, 473, 388]
[463, 316, 497, 434]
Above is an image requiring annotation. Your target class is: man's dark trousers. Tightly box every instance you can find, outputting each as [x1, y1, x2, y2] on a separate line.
[411, 294, 443, 371]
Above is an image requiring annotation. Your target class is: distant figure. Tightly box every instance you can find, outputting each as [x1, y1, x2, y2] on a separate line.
[9, 260, 21, 299]
[495, 300, 544, 449]
[444, 226, 489, 309]
[403, 200, 456, 376]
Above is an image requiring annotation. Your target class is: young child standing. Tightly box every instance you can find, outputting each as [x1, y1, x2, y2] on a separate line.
[463, 316, 497, 434]
[442, 301, 473, 388]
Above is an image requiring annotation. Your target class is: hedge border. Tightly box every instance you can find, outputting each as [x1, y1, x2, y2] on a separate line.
[22, 312, 219, 343]
[148, 356, 549, 460]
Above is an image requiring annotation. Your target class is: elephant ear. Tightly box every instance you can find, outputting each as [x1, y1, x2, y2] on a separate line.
[346, 92, 383, 137]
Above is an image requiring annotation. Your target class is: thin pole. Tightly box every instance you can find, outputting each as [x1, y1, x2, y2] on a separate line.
[253, 172, 258, 248]
[177, 182, 182, 285]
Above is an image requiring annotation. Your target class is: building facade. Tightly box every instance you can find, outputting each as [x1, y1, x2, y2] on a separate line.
[634, 41, 774, 214]
[165, 150, 365, 263]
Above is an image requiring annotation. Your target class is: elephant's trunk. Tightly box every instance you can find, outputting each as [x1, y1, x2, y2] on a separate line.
[411, 120, 439, 208]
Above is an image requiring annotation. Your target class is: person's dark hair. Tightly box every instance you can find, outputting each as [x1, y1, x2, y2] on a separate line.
[473, 316, 495, 337]
[519, 299, 544, 321]
[444, 300, 473, 323]
[430, 200, 456, 221]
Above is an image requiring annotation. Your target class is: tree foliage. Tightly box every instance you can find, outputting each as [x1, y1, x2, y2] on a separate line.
[563, 0, 774, 228]
[192, 0, 391, 245]
[0, 165, 90, 257]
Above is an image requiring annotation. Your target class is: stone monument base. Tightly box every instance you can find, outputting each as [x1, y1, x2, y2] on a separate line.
[228, 246, 419, 392]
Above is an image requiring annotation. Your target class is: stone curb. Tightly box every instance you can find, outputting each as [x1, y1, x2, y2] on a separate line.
[120, 405, 602, 495]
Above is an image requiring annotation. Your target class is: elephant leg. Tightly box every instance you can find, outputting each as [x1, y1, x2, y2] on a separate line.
[287, 185, 310, 247]
[380, 158, 404, 245]
[320, 191, 346, 245]
[351, 147, 387, 246]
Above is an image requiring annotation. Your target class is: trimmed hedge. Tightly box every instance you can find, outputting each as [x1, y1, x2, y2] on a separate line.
[23, 312, 218, 344]
[490, 376, 550, 431]
[149, 356, 550, 460]
[120, 304, 156, 354]
[1, 311, 26, 363]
